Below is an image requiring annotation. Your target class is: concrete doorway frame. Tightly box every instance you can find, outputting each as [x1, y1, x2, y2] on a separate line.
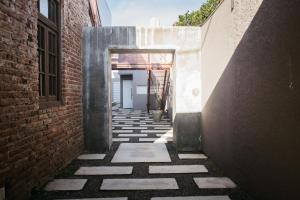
[82, 27, 202, 153]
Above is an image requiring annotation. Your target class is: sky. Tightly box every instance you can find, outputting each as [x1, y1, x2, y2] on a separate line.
[106, 0, 205, 26]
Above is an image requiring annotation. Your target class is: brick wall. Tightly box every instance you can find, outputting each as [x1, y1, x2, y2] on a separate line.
[0, 0, 93, 199]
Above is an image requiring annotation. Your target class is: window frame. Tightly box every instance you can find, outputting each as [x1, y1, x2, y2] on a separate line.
[37, 0, 62, 108]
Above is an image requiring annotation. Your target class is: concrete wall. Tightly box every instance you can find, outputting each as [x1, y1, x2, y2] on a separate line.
[112, 70, 148, 110]
[82, 26, 201, 152]
[201, 0, 300, 199]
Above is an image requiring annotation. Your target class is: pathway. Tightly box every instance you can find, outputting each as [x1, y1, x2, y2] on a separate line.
[32, 109, 254, 200]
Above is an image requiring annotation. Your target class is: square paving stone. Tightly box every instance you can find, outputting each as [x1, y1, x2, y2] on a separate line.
[45, 179, 87, 191]
[77, 154, 106, 160]
[100, 178, 178, 190]
[111, 143, 171, 163]
[178, 154, 207, 159]
[75, 166, 133, 175]
[193, 177, 236, 189]
[149, 165, 208, 174]
[151, 196, 231, 200]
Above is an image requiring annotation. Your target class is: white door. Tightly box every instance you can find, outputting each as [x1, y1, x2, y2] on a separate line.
[122, 80, 133, 108]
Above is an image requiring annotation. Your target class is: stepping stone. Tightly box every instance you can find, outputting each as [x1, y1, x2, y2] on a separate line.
[140, 125, 171, 127]
[75, 166, 133, 175]
[111, 143, 171, 163]
[178, 154, 207, 159]
[118, 134, 147, 137]
[139, 138, 172, 143]
[113, 124, 133, 127]
[113, 130, 133, 133]
[113, 119, 138, 121]
[149, 165, 208, 174]
[112, 138, 130, 142]
[56, 198, 128, 200]
[151, 196, 231, 200]
[141, 130, 169, 133]
[193, 177, 236, 189]
[122, 127, 147, 130]
[100, 178, 178, 190]
[77, 154, 106, 160]
[45, 179, 87, 191]
[124, 122, 146, 125]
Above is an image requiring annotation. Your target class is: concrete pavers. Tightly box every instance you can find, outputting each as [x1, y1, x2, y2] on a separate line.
[112, 138, 130, 142]
[139, 138, 172, 143]
[100, 178, 179, 190]
[40, 109, 243, 200]
[77, 154, 106, 160]
[57, 198, 128, 200]
[122, 127, 147, 130]
[113, 130, 133, 133]
[141, 130, 169, 133]
[151, 196, 231, 200]
[149, 165, 208, 174]
[45, 179, 87, 191]
[178, 154, 207, 159]
[193, 177, 236, 189]
[111, 143, 171, 163]
[75, 166, 133, 175]
[118, 134, 147, 137]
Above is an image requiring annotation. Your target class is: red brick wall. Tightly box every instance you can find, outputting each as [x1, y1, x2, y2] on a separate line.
[0, 0, 92, 199]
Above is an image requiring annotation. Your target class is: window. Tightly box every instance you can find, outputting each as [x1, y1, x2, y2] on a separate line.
[37, 0, 60, 104]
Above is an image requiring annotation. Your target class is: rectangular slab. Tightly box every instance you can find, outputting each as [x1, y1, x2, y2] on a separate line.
[113, 124, 133, 127]
[122, 127, 147, 130]
[75, 166, 133, 175]
[151, 196, 231, 200]
[77, 154, 106, 160]
[113, 130, 133, 133]
[118, 134, 147, 137]
[193, 177, 236, 189]
[56, 198, 128, 200]
[111, 143, 171, 163]
[178, 154, 207, 159]
[124, 122, 146, 125]
[112, 138, 130, 142]
[140, 125, 172, 127]
[141, 130, 169, 133]
[149, 165, 208, 174]
[139, 138, 172, 143]
[100, 178, 178, 190]
[45, 179, 87, 191]
[113, 119, 138, 121]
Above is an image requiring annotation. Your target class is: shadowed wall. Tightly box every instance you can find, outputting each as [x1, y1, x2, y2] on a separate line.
[201, 0, 300, 199]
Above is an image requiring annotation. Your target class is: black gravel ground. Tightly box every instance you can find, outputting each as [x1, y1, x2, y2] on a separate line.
[31, 110, 255, 200]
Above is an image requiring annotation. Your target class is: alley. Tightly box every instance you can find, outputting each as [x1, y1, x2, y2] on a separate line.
[32, 110, 253, 200]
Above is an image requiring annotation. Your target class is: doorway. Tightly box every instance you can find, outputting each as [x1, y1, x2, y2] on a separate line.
[121, 75, 133, 109]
